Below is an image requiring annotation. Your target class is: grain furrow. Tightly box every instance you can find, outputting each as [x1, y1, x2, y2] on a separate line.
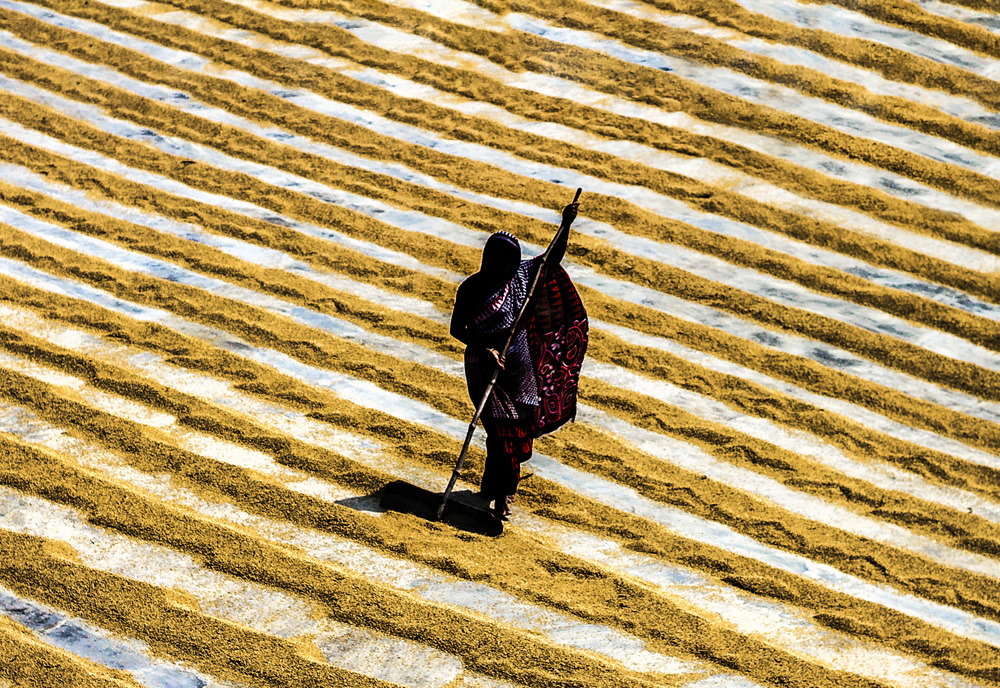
[0, 613, 148, 688]
[811, 0, 1000, 57]
[4, 175, 1000, 535]
[1, 269, 998, 682]
[1, 237, 999, 636]
[632, 0, 1000, 111]
[1, 167, 1000, 484]
[4, 32, 1000, 347]
[476, 0, 1000, 159]
[194, 0, 1000, 204]
[4, 181, 1000, 584]
[578, 0, 1000, 130]
[0, 526, 444, 688]
[6, 165, 1000, 555]
[6, 11, 1000, 322]
[0, 400, 987, 688]
[1, 260, 999, 595]
[4, 143, 1000, 508]
[8, 92, 1000, 432]
[0, 382, 891, 688]
[13, 0, 1000, 259]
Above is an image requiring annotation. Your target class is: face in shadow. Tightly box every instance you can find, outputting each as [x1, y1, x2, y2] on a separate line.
[481, 233, 521, 280]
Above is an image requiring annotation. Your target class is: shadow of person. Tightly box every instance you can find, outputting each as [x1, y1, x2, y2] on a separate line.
[377, 481, 503, 537]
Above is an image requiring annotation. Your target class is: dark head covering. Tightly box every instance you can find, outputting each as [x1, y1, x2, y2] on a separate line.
[481, 231, 521, 279]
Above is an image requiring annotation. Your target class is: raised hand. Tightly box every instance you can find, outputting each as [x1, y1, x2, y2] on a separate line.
[561, 201, 579, 228]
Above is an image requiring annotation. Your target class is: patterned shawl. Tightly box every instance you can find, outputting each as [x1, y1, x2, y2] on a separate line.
[528, 263, 588, 436]
[461, 246, 588, 436]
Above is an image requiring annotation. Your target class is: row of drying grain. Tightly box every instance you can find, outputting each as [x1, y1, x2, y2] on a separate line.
[0, 0, 999, 686]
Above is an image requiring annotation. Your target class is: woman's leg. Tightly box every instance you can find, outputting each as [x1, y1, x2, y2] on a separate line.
[480, 416, 516, 506]
[480, 413, 535, 517]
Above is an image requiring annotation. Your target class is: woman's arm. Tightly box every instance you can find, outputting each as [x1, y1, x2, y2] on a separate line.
[548, 222, 569, 267]
[543, 201, 578, 270]
[451, 281, 508, 367]
[450, 281, 479, 347]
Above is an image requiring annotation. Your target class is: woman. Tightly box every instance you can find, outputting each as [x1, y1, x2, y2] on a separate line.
[450, 202, 588, 519]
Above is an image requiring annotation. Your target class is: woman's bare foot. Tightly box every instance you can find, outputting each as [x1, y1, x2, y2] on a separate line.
[492, 499, 507, 520]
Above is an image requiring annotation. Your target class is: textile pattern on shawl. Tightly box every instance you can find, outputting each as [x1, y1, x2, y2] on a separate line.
[465, 257, 588, 436]
[464, 257, 539, 421]
[528, 263, 588, 437]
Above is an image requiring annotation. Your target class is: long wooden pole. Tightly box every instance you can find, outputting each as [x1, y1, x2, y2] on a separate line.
[436, 188, 582, 520]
